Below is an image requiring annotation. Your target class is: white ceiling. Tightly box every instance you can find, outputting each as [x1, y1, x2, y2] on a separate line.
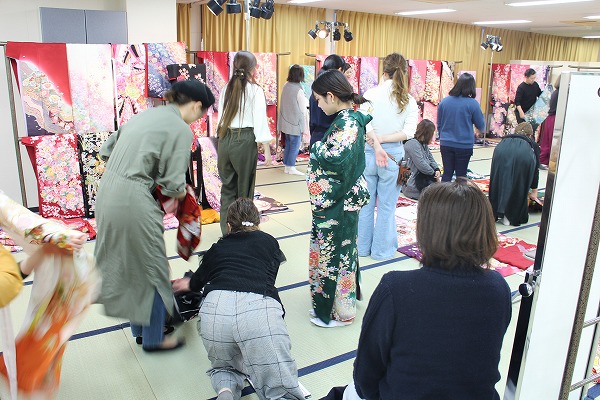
[185, 0, 600, 38]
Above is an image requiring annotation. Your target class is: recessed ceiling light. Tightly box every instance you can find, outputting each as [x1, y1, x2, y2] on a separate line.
[584, 15, 600, 19]
[506, 0, 592, 6]
[474, 20, 531, 24]
[582, 35, 600, 38]
[396, 9, 456, 16]
[287, 0, 321, 3]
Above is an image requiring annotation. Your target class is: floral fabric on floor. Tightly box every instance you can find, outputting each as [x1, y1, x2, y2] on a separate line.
[112, 44, 153, 127]
[21, 134, 85, 218]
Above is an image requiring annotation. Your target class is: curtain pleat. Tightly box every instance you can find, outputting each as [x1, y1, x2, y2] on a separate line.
[199, 5, 600, 107]
[177, 4, 191, 61]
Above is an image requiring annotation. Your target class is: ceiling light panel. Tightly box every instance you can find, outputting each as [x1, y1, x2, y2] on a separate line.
[474, 20, 531, 25]
[396, 8, 456, 16]
[506, 0, 592, 6]
[584, 15, 600, 19]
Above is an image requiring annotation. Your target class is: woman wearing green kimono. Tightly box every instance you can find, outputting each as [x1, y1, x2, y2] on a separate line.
[307, 70, 381, 328]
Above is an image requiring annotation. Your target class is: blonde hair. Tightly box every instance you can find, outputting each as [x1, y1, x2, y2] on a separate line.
[217, 51, 257, 138]
[383, 53, 409, 112]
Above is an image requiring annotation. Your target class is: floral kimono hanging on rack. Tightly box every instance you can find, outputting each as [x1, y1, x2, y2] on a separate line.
[145, 42, 187, 99]
[21, 134, 85, 218]
[408, 59, 427, 103]
[78, 131, 114, 217]
[439, 61, 455, 100]
[67, 44, 116, 134]
[359, 57, 379, 96]
[112, 44, 153, 127]
[5, 42, 75, 136]
[197, 51, 230, 113]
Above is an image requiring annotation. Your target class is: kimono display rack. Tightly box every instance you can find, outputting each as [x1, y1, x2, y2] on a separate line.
[483, 63, 562, 145]
[2, 41, 28, 207]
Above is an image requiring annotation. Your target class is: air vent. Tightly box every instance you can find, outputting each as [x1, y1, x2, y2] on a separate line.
[560, 20, 600, 26]
[414, 0, 473, 4]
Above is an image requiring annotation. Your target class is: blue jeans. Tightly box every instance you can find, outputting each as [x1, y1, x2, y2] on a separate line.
[358, 147, 404, 260]
[440, 145, 473, 182]
[130, 290, 166, 349]
[282, 133, 302, 167]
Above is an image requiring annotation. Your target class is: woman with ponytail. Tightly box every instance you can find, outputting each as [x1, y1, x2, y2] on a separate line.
[216, 51, 272, 235]
[358, 53, 419, 260]
[307, 70, 374, 328]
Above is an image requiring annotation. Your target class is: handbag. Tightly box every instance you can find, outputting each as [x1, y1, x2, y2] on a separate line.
[414, 171, 437, 191]
[386, 152, 411, 186]
[167, 270, 203, 325]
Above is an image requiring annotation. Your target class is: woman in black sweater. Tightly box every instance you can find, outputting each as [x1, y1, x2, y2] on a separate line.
[347, 179, 512, 400]
[172, 198, 304, 400]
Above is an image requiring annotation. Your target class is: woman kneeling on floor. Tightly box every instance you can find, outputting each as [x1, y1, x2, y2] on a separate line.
[489, 122, 541, 227]
[172, 198, 305, 400]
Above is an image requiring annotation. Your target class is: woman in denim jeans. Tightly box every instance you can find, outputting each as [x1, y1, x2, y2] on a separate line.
[358, 53, 418, 260]
[437, 73, 485, 182]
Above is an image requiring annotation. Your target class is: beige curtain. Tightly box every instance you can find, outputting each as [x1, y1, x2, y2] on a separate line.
[202, 5, 327, 100]
[200, 4, 600, 106]
[177, 3, 191, 61]
[336, 10, 600, 109]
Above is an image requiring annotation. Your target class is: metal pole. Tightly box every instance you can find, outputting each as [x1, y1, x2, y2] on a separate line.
[244, 0, 250, 51]
[483, 49, 493, 146]
[2, 43, 28, 207]
[559, 185, 600, 399]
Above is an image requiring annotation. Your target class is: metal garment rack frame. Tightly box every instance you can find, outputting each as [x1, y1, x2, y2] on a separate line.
[1, 41, 28, 207]
[503, 72, 600, 400]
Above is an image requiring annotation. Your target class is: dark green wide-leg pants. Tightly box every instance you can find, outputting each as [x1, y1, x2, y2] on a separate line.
[217, 128, 258, 234]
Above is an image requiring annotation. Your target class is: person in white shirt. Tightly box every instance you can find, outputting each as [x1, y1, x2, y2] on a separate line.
[358, 53, 419, 260]
[278, 65, 309, 176]
[216, 51, 272, 235]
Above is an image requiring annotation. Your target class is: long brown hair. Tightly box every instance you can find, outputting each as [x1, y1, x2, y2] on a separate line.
[217, 51, 257, 138]
[383, 53, 409, 112]
[417, 179, 498, 271]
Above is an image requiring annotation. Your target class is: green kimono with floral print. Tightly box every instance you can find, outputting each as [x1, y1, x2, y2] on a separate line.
[306, 109, 372, 324]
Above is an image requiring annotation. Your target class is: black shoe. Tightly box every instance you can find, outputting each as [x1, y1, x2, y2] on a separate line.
[143, 338, 185, 353]
[135, 326, 175, 345]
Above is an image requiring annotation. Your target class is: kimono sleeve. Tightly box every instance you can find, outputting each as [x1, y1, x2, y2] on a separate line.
[155, 127, 193, 197]
[252, 85, 271, 143]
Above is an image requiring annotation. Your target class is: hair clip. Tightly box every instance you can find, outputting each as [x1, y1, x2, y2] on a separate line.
[241, 221, 254, 227]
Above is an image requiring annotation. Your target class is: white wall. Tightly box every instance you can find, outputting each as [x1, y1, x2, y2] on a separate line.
[0, 0, 176, 207]
[125, 0, 177, 44]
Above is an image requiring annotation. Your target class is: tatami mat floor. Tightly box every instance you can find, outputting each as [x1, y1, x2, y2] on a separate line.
[1, 145, 546, 399]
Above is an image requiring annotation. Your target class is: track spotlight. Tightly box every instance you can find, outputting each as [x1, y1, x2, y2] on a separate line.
[260, 0, 275, 19]
[343, 28, 353, 42]
[207, 0, 225, 16]
[308, 23, 318, 39]
[332, 28, 341, 41]
[249, 0, 262, 18]
[317, 27, 329, 39]
[226, 0, 242, 14]
[480, 35, 503, 52]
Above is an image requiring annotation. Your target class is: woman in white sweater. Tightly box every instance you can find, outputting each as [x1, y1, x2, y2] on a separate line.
[358, 53, 418, 260]
[216, 51, 272, 235]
